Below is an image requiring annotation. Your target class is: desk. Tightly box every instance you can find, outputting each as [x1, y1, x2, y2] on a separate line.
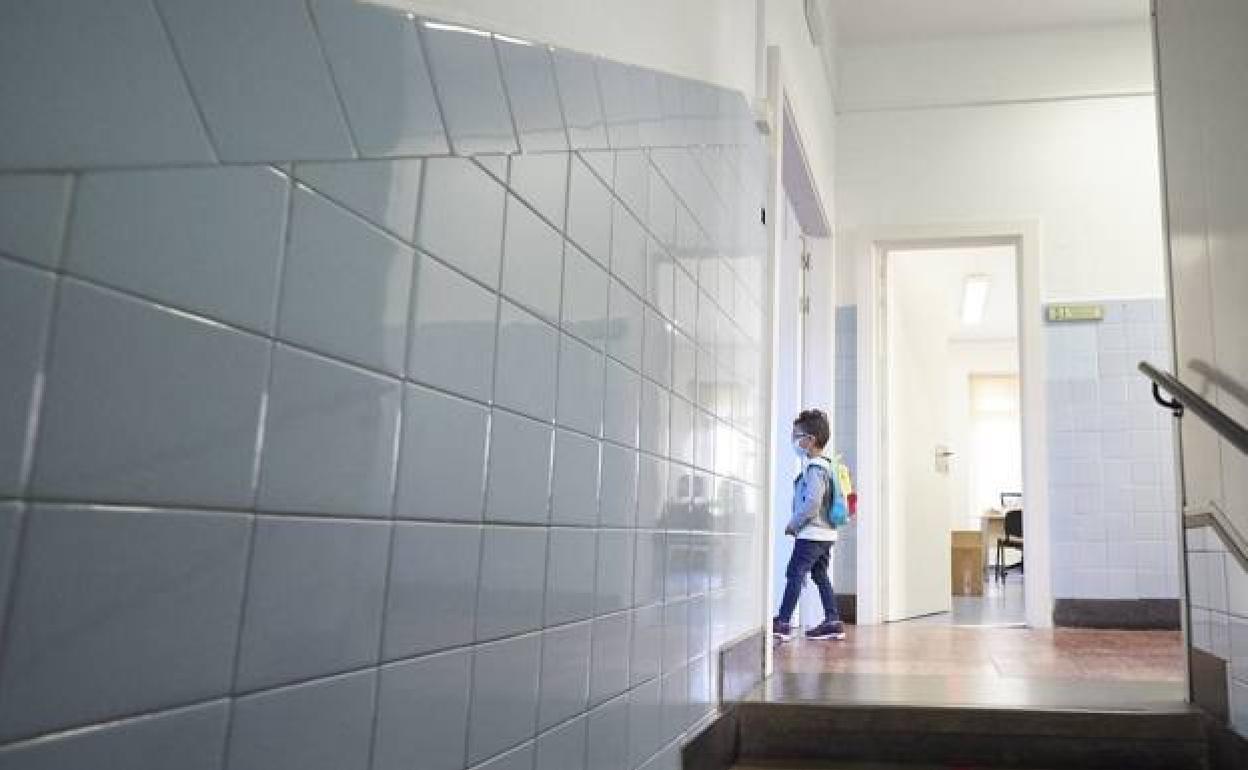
[981, 511, 1006, 568]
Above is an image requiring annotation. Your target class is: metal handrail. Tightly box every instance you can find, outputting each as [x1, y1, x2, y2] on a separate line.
[1139, 362, 1248, 455]
[1138, 362, 1248, 567]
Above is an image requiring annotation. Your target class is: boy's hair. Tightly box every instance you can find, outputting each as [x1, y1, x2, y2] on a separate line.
[793, 409, 830, 449]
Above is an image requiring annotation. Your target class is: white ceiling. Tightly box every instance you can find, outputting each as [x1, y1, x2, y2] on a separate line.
[832, 0, 1150, 48]
[889, 245, 1019, 342]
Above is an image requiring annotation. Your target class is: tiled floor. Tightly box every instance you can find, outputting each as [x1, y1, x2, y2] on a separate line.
[773, 623, 1185, 685]
[903, 576, 1026, 627]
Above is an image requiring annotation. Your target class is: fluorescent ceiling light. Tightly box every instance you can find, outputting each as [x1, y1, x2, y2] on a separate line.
[961, 274, 991, 325]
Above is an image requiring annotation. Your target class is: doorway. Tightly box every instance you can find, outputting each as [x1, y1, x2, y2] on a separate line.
[883, 244, 1025, 626]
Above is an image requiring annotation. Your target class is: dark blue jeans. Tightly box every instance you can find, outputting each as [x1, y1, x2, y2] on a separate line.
[777, 539, 840, 624]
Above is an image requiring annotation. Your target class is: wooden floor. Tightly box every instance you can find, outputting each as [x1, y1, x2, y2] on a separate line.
[773, 623, 1185, 683]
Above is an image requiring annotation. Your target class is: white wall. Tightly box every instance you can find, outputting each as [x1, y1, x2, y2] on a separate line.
[1155, 0, 1248, 737]
[838, 23, 1154, 111]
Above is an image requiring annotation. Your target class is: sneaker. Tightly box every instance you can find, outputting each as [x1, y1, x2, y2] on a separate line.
[805, 620, 846, 641]
[772, 617, 794, 642]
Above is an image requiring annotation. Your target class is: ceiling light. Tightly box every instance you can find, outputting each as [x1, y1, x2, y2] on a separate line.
[961, 274, 991, 326]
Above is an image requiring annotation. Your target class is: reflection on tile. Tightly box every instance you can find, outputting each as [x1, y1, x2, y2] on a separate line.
[0, 506, 248, 740]
[597, 59, 641, 150]
[309, 0, 447, 157]
[502, 196, 563, 323]
[0, 261, 53, 495]
[396, 385, 488, 522]
[384, 523, 480, 659]
[234, 516, 388, 691]
[0, 1, 214, 168]
[421, 20, 517, 155]
[373, 650, 470, 770]
[226, 670, 376, 770]
[258, 346, 400, 517]
[295, 159, 422, 241]
[607, 279, 644, 371]
[407, 252, 498, 402]
[279, 188, 414, 374]
[495, 300, 559, 420]
[552, 49, 609, 150]
[497, 39, 568, 153]
[566, 157, 613, 266]
[418, 158, 506, 288]
[157, 0, 353, 161]
[0, 174, 73, 267]
[602, 358, 641, 447]
[557, 334, 605, 435]
[32, 280, 268, 507]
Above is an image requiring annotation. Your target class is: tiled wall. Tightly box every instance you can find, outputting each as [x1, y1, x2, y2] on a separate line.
[1188, 527, 1248, 735]
[832, 305, 858, 593]
[1046, 299, 1181, 601]
[0, 4, 770, 769]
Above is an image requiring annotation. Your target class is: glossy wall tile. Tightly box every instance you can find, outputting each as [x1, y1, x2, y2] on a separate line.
[0, 4, 768, 768]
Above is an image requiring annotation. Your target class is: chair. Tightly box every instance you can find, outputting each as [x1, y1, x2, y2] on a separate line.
[996, 508, 1023, 582]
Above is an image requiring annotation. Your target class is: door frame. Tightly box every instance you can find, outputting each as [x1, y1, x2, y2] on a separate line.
[847, 221, 1054, 629]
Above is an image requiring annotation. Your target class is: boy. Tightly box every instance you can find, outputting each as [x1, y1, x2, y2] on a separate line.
[773, 409, 847, 642]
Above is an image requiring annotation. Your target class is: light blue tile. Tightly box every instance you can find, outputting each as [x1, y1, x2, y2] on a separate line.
[234, 516, 389, 691]
[671, 332, 696, 403]
[0, 1, 214, 169]
[643, 308, 673, 387]
[0, 504, 19, 635]
[31, 280, 268, 507]
[538, 622, 592, 729]
[597, 59, 641, 149]
[613, 150, 649, 221]
[647, 169, 677, 249]
[309, 0, 447, 157]
[639, 380, 670, 460]
[656, 74, 690, 148]
[486, 410, 553, 525]
[509, 153, 569, 230]
[628, 678, 662, 768]
[545, 529, 598, 626]
[0, 261, 53, 495]
[670, 397, 695, 467]
[257, 346, 401, 517]
[384, 523, 480, 659]
[0, 506, 249, 740]
[585, 694, 629, 769]
[610, 205, 647, 296]
[552, 49, 608, 150]
[68, 166, 288, 333]
[589, 613, 631, 706]
[596, 530, 635, 614]
[468, 634, 542, 765]
[373, 650, 470, 770]
[579, 150, 615, 186]
[566, 157, 613, 266]
[536, 716, 587, 770]
[0, 174, 72, 267]
[634, 68, 666, 147]
[630, 603, 662, 685]
[396, 385, 488, 522]
[502, 196, 564, 323]
[476, 742, 536, 770]
[660, 666, 688, 741]
[295, 159, 422, 242]
[495, 301, 559, 420]
[421, 20, 517, 155]
[279, 188, 414, 375]
[662, 600, 688, 671]
[648, 242, 676, 320]
[157, 0, 353, 162]
[418, 158, 506, 288]
[599, 445, 638, 529]
[226, 670, 376, 770]
[637, 456, 668, 530]
[476, 525, 548, 640]
[674, 266, 697, 335]
[0, 700, 228, 770]
[602, 359, 640, 447]
[407, 252, 497, 402]
[557, 334, 605, 435]
[550, 430, 600, 527]
[562, 245, 611, 350]
[497, 39, 568, 153]
[607, 280, 644, 371]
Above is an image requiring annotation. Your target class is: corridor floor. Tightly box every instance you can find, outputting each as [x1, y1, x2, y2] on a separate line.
[772, 622, 1185, 695]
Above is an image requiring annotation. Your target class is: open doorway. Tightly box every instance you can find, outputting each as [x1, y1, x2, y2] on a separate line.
[883, 245, 1025, 627]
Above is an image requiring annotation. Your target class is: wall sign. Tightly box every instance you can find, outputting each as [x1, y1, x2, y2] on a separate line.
[1046, 303, 1104, 323]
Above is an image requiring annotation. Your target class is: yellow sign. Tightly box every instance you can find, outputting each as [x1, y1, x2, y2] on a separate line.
[1046, 303, 1104, 323]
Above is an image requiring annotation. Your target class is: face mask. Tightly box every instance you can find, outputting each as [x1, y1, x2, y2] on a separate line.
[792, 438, 807, 457]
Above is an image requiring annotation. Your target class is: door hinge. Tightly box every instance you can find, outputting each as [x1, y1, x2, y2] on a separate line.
[799, 296, 811, 315]
[801, 252, 812, 270]
[760, 207, 767, 225]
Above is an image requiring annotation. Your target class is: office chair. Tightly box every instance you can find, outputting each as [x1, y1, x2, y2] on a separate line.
[996, 508, 1023, 582]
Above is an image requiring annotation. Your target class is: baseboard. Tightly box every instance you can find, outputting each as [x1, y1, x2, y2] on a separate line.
[1052, 598, 1181, 629]
[837, 593, 857, 624]
[718, 627, 766, 704]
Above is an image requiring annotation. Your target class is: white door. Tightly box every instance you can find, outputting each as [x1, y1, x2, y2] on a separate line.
[884, 251, 953, 620]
